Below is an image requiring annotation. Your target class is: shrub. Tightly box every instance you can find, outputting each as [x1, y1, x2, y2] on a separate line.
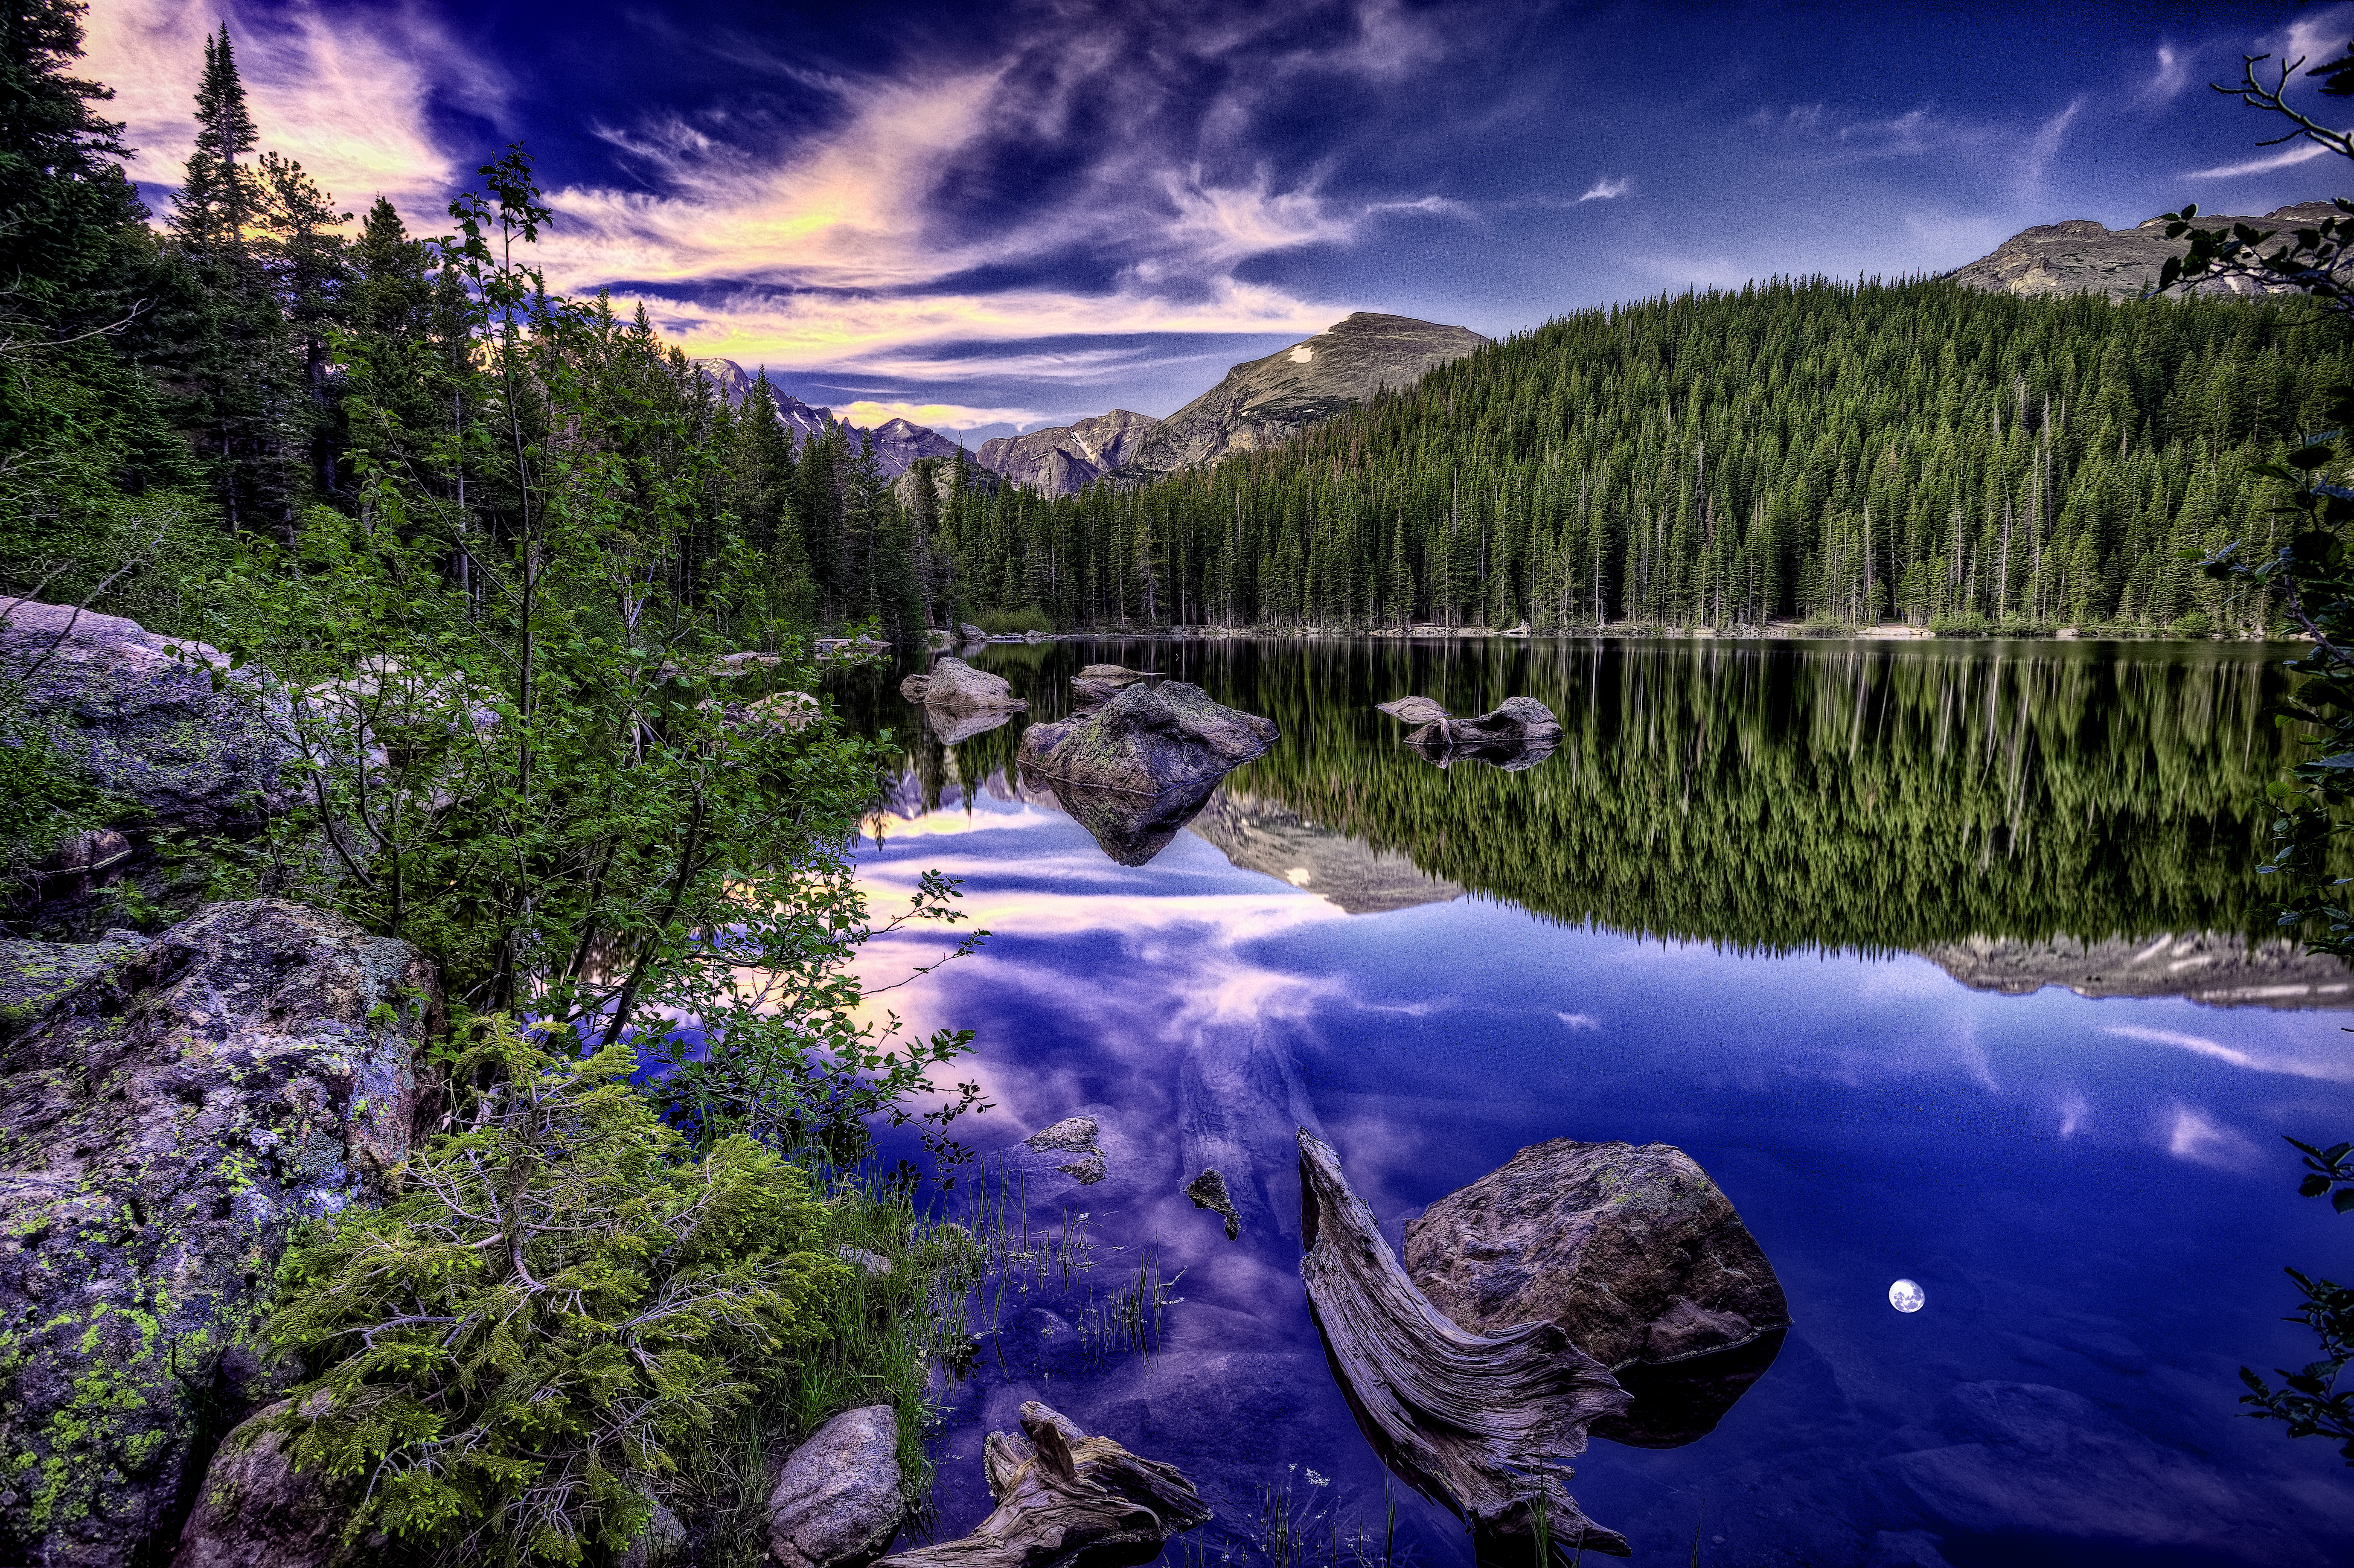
[2174, 610, 2215, 638]
[974, 604, 1052, 635]
[267, 1017, 848, 1566]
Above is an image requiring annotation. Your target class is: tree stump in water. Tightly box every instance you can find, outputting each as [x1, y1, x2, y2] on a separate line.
[1296, 1130, 1633, 1559]
[876, 1402, 1210, 1568]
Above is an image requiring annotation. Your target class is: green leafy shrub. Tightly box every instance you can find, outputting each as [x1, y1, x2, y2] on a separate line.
[267, 1016, 849, 1565]
[2173, 609, 2215, 638]
[974, 604, 1052, 634]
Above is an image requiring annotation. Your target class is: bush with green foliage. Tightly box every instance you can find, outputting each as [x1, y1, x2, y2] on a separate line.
[268, 1016, 849, 1565]
[973, 604, 1053, 634]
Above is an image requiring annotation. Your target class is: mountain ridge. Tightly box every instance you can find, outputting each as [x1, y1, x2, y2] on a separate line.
[1946, 200, 2339, 303]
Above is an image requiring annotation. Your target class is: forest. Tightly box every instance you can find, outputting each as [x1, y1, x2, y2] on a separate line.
[5, 9, 2344, 647]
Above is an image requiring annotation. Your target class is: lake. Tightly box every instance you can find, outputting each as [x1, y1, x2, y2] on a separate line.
[830, 637, 2354, 1568]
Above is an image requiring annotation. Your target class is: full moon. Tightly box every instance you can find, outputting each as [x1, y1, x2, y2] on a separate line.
[1889, 1278, 1926, 1313]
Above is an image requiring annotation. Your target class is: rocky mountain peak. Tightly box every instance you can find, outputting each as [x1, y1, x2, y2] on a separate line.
[1946, 201, 2339, 303]
[976, 408, 1160, 496]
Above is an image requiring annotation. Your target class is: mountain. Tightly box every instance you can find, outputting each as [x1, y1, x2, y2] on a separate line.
[1117, 311, 1489, 480]
[976, 409, 1159, 496]
[692, 359, 961, 478]
[1945, 201, 2337, 303]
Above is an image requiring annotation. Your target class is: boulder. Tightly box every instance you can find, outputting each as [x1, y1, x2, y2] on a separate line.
[1031, 771, 1225, 866]
[959, 623, 988, 645]
[0, 600, 291, 833]
[1403, 1138, 1788, 1370]
[900, 658, 1025, 712]
[0, 899, 440, 1568]
[922, 705, 1016, 747]
[876, 1402, 1208, 1568]
[622, 1503, 687, 1568]
[768, 1405, 905, 1568]
[1016, 681, 1275, 795]
[0, 928, 146, 1036]
[169, 1399, 349, 1568]
[1069, 665, 1154, 705]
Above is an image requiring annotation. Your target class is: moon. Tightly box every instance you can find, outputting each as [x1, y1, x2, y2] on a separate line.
[1889, 1278, 1926, 1313]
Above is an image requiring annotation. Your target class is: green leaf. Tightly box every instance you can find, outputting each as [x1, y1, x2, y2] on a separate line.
[2332, 1187, 2354, 1214]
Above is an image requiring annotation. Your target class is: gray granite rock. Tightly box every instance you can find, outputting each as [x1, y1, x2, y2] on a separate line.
[169, 1399, 348, 1568]
[768, 1405, 905, 1568]
[0, 899, 440, 1568]
[901, 659, 1024, 713]
[0, 600, 291, 833]
[1016, 681, 1274, 797]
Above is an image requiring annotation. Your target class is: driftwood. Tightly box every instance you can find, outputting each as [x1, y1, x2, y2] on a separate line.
[1297, 1131, 1632, 1559]
[877, 1402, 1210, 1568]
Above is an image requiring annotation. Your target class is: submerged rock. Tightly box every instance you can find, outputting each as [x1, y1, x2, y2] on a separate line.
[901, 657, 1026, 712]
[1030, 771, 1225, 866]
[1402, 1137, 1790, 1447]
[1017, 680, 1275, 794]
[923, 704, 1017, 746]
[1297, 1131, 1630, 1557]
[1184, 1168, 1242, 1240]
[0, 899, 440, 1568]
[768, 1405, 905, 1568]
[0, 599, 291, 834]
[876, 1401, 1208, 1568]
[1018, 1115, 1106, 1185]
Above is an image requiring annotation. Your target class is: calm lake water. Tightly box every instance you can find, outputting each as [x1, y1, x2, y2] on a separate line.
[831, 637, 2354, 1568]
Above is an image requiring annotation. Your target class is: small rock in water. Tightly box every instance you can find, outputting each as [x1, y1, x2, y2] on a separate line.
[1023, 1116, 1106, 1185]
[902, 657, 1025, 712]
[768, 1405, 905, 1568]
[1184, 1168, 1242, 1240]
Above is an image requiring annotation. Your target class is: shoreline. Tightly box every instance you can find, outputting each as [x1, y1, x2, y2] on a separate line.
[945, 623, 2306, 646]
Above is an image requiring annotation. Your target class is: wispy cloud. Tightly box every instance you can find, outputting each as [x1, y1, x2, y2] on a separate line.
[2144, 44, 2189, 105]
[836, 399, 1046, 431]
[2021, 96, 2083, 189]
[1577, 176, 1629, 202]
[2103, 1023, 2354, 1081]
[2186, 139, 2338, 180]
[2163, 1103, 2261, 1169]
[85, 0, 503, 222]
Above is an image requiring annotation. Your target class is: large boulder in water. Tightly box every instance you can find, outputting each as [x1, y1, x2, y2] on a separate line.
[1016, 680, 1275, 794]
[0, 600, 291, 833]
[1402, 1138, 1789, 1447]
[900, 657, 1025, 712]
[0, 899, 440, 1568]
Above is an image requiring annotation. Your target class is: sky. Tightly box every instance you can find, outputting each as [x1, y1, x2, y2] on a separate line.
[81, 0, 2354, 447]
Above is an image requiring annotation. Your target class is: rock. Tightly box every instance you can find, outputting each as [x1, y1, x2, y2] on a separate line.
[901, 658, 1025, 713]
[714, 651, 786, 675]
[1184, 1169, 1241, 1240]
[739, 690, 820, 733]
[0, 600, 291, 833]
[959, 623, 988, 645]
[976, 411, 1159, 497]
[1296, 1131, 1630, 1558]
[0, 928, 147, 1037]
[1016, 681, 1275, 795]
[621, 1503, 687, 1568]
[1021, 1116, 1106, 1186]
[1187, 790, 1461, 913]
[876, 1401, 1209, 1568]
[32, 827, 131, 884]
[835, 1245, 893, 1278]
[0, 899, 440, 1568]
[1402, 1138, 1790, 1374]
[768, 1405, 905, 1568]
[1947, 201, 2338, 303]
[1069, 665, 1155, 705]
[923, 705, 1016, 746]
[169, 1398, 349, 1568]
[1588, 1328, 1785, 1449]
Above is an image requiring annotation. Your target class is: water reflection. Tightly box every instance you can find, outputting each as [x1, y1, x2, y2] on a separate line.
[830, 638, 2354, 1565]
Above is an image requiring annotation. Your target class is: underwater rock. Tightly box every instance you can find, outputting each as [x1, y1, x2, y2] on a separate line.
[1375, 694, 1562, 749]
[1404, 1137, 1790, 1370]
[0, 599, 292, 834]
[901, 657, 1026, 712]
[169, 1398, 351, 1568]
[768, 1405, 906, 1568]
[1184, 1168, 1242, 1240]
[876, 1401, 1209, 1568]
[0, 899, 440, 1568]
[1297, 1131, 1631, 1558]
[1019, 1116, 1107, 1185]
[1017, 680, 1275, 795]
[1401, 1137, 1790, 1448]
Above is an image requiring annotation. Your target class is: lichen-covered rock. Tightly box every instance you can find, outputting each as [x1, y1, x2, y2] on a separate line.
[1402, 1138, 1789, 1372]
[0, 929, 147, 1039]
[768, 1405, 905, 1568]
[1016, 681, 1274, 795]
[900, 659, 1024, 712]
[0, 899, 440, 1568]
[0, 601, 290, 833]
[168, 1398, 349, 1568]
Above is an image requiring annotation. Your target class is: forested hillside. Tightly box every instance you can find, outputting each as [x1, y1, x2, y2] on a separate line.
[928, 281, 2350, 634]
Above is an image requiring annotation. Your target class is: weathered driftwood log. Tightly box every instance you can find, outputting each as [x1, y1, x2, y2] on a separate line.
[875, 1402, 1210, 1568]
[1297, 1131, 1632, 1559]
[1374, 695, 1561, 748]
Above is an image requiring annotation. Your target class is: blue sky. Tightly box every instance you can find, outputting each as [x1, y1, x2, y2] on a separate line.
[88, 0, 2351, 445]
